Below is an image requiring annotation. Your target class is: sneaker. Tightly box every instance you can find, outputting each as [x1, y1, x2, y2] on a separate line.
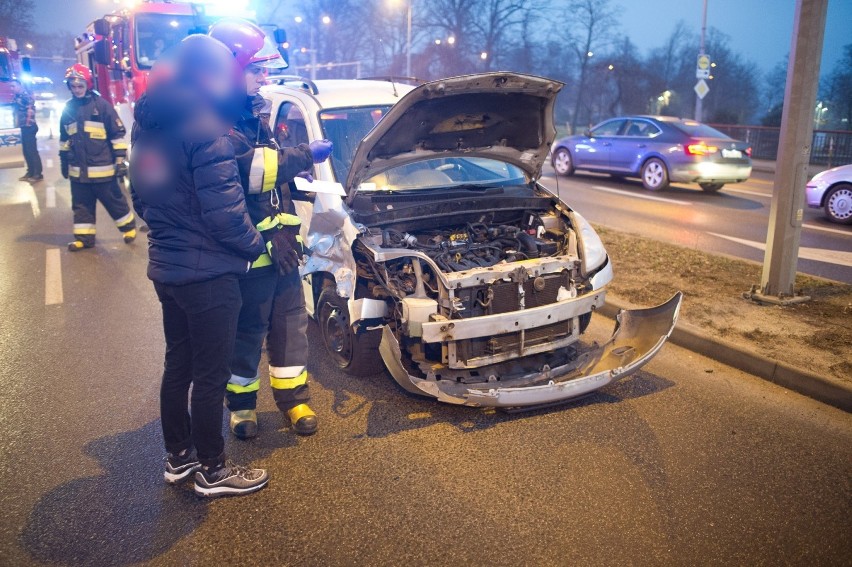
[230, 409, 258, 439]
[164, 449, 201, 484]
[18, 174, 32, 181]
[286, 403, 318, 436]
[194, 460, 269, 498]
[122, 228, 137, 244]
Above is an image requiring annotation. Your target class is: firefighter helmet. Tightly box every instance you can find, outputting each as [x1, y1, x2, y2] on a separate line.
[64, 63, 93, 90]
[208, 19, 287, 69]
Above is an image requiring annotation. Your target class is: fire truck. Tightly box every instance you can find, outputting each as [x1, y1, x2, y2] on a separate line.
[74, 1, 287, 138]
[0, 37, 26, 165]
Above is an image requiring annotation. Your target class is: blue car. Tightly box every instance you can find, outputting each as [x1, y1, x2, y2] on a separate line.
[551, 115, 752, 192]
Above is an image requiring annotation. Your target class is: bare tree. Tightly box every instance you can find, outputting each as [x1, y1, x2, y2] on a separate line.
[471, 0, 529, 71]
[0, 0, 34, 37]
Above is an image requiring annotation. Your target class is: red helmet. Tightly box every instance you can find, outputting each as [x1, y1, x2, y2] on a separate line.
[64, 63, 93, 90]
[208, 19, 287, 69]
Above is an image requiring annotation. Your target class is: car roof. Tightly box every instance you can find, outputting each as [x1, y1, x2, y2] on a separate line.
[261, 79, 415, 110]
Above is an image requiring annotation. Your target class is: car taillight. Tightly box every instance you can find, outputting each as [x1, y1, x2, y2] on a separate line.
[685, 142, 718, 156]
[745, 147, 752, 157]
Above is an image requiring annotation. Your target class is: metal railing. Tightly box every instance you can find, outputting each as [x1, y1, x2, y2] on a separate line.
[710, 124, 852, 167]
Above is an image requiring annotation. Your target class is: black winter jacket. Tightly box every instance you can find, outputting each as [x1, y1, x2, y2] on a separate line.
[129, 95, 266, 286]
[59, 92, 126, 183]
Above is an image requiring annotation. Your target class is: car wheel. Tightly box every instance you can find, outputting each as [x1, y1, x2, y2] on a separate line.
[641, 158, 669, 191]
[823, 183, 852, 224]
[552, 148, 575, 176]
[317, 288, 385, 376]
[699, 182, 724, 192]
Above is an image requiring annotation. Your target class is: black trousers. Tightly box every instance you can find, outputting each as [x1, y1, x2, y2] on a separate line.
[154, 274, 242, 467]
[70, 179, 135, 246]
[20, 125, 42, 177]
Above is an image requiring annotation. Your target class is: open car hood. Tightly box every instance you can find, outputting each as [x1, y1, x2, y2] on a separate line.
[344, 72, 563, 202]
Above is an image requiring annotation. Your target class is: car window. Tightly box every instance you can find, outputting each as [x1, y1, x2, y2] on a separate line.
[362, 157, 528, 191]
[590, 119, 625, 137]
[319, 106, 391, 182]
[625, 120, 660, 138]
[672, 120, 731, 139]
[274, 101, 309, 148]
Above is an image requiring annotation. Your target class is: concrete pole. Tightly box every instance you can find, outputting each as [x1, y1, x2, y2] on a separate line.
[694, 0, 707, 122]
[753, 0, 827, 303]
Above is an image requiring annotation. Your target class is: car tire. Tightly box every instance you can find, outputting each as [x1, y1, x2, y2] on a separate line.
[317, 288, 385, 376]
[641, 158, 669, 191]
[552, 148, 575, 176]
[823, 183, 852, 224]
[699, 182, 724, 193]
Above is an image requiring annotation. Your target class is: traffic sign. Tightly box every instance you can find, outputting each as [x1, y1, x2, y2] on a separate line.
[696, 54, 711, 79]
[694, 79, 709, 99]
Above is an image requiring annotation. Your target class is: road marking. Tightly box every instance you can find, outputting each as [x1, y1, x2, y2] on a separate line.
[46, 185, 56, 208]
[46, 158, 54, 168]
[724, 187, 772, 198]
[45, 248, 64, 305]
[708, 232, 852, 267]
[803, 223, 851, 236]
[592, 185, 693, 205]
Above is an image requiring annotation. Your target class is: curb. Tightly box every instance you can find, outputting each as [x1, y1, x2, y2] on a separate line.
[599, 298, 852, 413]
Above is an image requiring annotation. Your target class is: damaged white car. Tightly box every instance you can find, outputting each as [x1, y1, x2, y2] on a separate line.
[264, 72, 682, 408]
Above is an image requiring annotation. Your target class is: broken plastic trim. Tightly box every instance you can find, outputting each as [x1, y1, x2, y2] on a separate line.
[379, 292, 683, 407]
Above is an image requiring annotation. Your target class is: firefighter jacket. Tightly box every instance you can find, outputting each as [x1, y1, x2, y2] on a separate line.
[13, 91, 37, 129]
[228, 95, 314, 271]
[59, 91, 127, 183]
[129, 94, 266, 286]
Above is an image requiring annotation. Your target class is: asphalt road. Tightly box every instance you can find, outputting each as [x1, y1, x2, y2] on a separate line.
[539, 165, 852, 284]
[0, 142, 850, 566]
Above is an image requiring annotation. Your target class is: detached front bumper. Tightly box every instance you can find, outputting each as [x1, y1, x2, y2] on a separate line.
[379, 292, 683, 407]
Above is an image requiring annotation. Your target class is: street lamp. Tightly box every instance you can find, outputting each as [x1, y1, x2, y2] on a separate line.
[294, 15, 331, 80]
[388, 0, 412, 77]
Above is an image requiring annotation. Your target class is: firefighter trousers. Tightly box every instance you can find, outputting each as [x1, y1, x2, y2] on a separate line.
[226, 267, 310, 413]
[70, 178, 136, 247]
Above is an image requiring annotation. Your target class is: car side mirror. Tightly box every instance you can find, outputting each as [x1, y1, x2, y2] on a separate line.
[93, 39, 111, 66]
[583, 129, 591, 138]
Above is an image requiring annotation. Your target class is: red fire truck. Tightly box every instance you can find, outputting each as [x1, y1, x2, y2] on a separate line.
[74, 1, 287, 139]
[0, 37, 26, 165]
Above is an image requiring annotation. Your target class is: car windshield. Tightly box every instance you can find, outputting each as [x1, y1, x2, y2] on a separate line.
[673, 120, 732, 139]
[360, 157, 528, 191]
[319, 106, 391, 182]
[134, 14, 195, 70]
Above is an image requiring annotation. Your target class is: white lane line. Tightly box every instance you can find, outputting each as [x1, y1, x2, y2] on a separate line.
[592, 185, 693, 206]
[803, 223, 852, 237]
[724, 187, 772, 198]
[45, 248, 64, 305]
[46, 185, 56, 208]
[46, 158, 54, 168]
[707, 232, 852, 267]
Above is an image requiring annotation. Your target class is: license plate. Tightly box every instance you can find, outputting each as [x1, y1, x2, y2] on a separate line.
[721, 148, 742, 158]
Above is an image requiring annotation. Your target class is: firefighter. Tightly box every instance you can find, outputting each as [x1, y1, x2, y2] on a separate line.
[209, 19, 334, 439]
[59, 64, 136, 251]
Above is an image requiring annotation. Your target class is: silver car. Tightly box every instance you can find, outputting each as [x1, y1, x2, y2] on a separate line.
[262, 73, 682, 408]
[551, 115, 752, 192]
[805, 163, 852, 224]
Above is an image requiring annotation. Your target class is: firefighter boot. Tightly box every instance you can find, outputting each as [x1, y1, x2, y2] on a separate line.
[123, 228, 137, 244]
[230, 409, 258, 440]
[286, 404, 318, 436]
[67, 239, 94, 252]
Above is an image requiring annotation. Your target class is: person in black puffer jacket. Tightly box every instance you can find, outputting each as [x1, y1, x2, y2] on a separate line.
[129, 34, 271, 498]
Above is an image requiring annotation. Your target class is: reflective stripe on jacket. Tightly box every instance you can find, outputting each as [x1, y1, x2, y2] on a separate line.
[59, 93, 126, 183]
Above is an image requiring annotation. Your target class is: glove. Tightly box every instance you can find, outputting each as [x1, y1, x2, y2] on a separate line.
[269, 227, 301, 275]
[60, 155, 69, 179]
[115, 157, 128, 178]
[308, 139, 333, 164]
[296, 170, 314, 183]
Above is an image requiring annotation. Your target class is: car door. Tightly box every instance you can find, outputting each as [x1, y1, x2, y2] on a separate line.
[571, 119, 625, 169]
[609, 118, 660, 172]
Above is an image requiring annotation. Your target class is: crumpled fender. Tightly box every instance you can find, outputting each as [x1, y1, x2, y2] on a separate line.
[379, 292, 683, 407]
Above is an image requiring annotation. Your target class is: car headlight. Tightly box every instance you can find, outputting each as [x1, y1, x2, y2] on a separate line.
[569, 210, 607, 276]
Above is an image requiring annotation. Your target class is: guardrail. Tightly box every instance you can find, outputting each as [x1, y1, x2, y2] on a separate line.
[710, 124, 852, 167]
